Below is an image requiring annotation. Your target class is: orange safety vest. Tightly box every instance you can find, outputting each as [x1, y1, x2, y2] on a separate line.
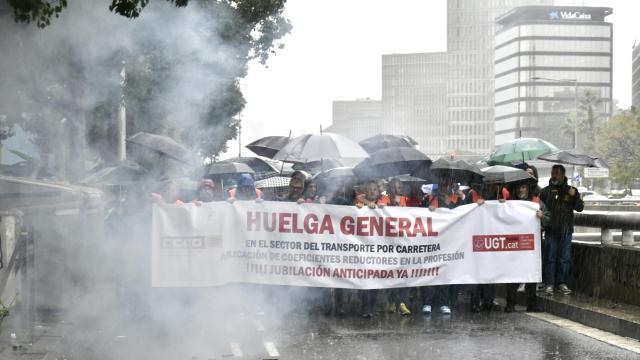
[428, 193, 460, 208]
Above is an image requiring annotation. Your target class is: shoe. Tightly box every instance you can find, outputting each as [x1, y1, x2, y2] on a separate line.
[545, 285, 554, 296]
[471, 304, 482, 313]
[536, 283, 546, 292]
[421, 305, 432, 314]
[504, 304, 516, 313]
[387, 303, 397, 313]
[558, 284, 572, 295]
[440, 306, 451, 315]
[399, 303, 411, 316]
[361, 313, 371, 319]
[336, 307, 345, 316]
[517, 284, 526, 293]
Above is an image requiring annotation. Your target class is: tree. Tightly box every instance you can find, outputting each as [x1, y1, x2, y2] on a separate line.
[597, 108, 640, 189]
[561, 89, 603, 151]
[1, 0, 291, 176]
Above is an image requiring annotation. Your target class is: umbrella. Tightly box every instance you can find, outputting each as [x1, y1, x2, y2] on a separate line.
[481, 165, 536, 185]
[255, 176, 291, 200]
[246, 136, 291, 159]
[312, 167, 356, 184]
[127, 132, 198, 165]
[292, 158, 347, 174]
[206, 162, 255, 176]
[354, 147, 431, 180]
[390, 174, 426, 184]
[430, 158, 483, 184]
[359, 134, 419, 154]
[488, 138, 558, 165]
[82, 160, 149, 186]
[273, 133, 369, 164]
[538, 149, 608, 168]
[225, 156, 280, 180]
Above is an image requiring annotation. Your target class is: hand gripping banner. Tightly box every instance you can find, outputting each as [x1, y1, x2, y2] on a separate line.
[152, 200, 541, 288]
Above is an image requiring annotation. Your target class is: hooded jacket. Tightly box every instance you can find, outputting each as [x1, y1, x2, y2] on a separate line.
[540, 177, 584, 235]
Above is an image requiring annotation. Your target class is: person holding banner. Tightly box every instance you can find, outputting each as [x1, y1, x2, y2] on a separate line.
[469, 184, 505, 313]
[355, 180, 389, 318]
[505, 180, 549, 312]
[228, 174, 263, 201]
[320, 176, 356, 316]
[386, 178, 411, 316]
[420, 176, 465, 315]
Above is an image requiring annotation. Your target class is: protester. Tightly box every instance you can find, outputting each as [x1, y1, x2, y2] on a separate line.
[281, 170, 309, 203]
[228, 174, 263, 201]
[320, 176, 356, 316]
[355, 180, 388, 318]
[303, 180, 319, 203]
[195, 178, 223, 202]
[540, 164, 584, 296]
[420, 175, 464, 315]
[469, 182, 505, 312]
[505, 180, 550, 312]
[385, 177, 411, 316]
[405, 182, 424, 207]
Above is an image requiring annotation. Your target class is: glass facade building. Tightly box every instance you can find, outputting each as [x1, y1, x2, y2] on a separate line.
[382, 52, 448, 157]
[325, 99, 383, 142]
[447, 0, 551, 155]
[494, 6, 613, 149]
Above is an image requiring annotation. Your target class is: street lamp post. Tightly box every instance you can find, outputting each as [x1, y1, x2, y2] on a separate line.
[530, 76, 579, 150]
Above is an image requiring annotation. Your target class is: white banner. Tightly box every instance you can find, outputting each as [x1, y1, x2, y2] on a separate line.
[152, 200, 541, 289]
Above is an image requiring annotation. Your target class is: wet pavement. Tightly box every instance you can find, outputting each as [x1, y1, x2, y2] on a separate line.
[2, 286, 639, 360]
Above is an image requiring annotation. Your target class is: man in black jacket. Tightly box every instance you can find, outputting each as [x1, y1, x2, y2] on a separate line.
[540, 165, 584, 296]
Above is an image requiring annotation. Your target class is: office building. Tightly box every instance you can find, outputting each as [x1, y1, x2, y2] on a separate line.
[325, 99, 382, 142]
[447, 0, 551, 155]
[382, 52, 448, 157]
[494, 6, 613, 149]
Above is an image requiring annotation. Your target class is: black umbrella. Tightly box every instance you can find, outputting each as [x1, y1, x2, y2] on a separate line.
[359, 134, 419, 154]
[83, 160, 149, 186]
[481, 165, 536, 185]
[292, 158, 347, 174]
[127, 132, 198, 165]
[206, 162, 255, 176]
[538, 149, 608, 168]
[246, 136, 291, 159]
[430, 158, 483, 184]
[225, 156, 280, 180]
[354, 147, 431, 181]
[390, 174, 426, 184]
[312, 167, 356, 184]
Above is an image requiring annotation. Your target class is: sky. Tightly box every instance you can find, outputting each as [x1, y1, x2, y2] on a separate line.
[225, 0, 640, 159]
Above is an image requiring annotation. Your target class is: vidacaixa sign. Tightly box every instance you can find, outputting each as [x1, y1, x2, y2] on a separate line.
[549, 10, 592, 20]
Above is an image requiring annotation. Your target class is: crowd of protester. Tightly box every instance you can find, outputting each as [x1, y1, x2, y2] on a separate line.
[152, 161, 584, 318]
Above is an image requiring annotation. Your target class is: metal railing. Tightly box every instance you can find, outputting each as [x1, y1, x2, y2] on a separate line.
[574, 212, 640, 246]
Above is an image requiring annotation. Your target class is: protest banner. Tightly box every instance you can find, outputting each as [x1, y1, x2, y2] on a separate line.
[152, 200, 541, 288]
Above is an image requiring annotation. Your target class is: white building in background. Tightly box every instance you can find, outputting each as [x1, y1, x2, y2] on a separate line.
[382, 52, 448, 157]
[324, 99, 382, 142]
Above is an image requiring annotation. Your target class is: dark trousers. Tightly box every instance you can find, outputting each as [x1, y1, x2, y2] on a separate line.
[544, 232, 573, 286]
[359, 289, 378, 314]
[420, 285, 457, 308]
[323, 288, 345, 314]
[471, 284, 495, 307]
[390, 287, 410, 304]
[506, 283, 538, 307]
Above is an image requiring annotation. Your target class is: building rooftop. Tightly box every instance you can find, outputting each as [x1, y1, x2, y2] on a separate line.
[496, 5, 612, 26]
